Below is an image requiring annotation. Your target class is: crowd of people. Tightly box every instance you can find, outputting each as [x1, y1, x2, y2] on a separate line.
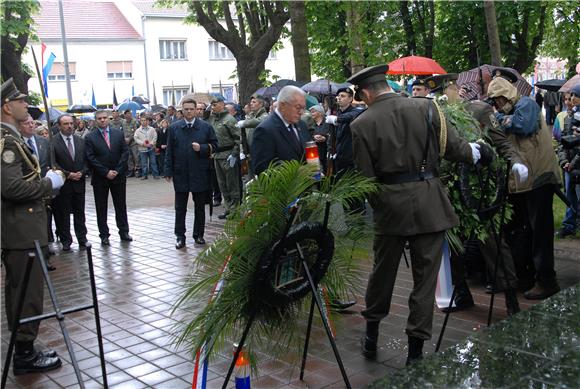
[1, 66, 579, 375]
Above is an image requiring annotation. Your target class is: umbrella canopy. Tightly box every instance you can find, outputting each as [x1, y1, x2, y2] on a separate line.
[301, 79, 351, 95]
[305, 94, 319, 109]
[387, 55, 446, 75]
[150, 104, 167, 113]
[132, 95, 150, 105]
[254, 79, 307, 98]
[67, 104, 97, 113]
[39, 107, 66, 122]
[117, 100, 144, 113]
[387, 80, 402, 92]
[535, 79, 566, 92]
[559, 75, 580, 93]
[28, 106, 43, 120]
[457, 65, 532, 101]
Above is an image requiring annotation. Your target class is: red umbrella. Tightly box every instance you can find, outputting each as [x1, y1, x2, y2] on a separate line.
[387, 55, 446, 75]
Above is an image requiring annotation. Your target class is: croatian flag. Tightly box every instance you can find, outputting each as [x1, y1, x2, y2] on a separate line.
[435, 239, 455, 309]
[192, 256, 231, 389]
[41, 43, 56, 97]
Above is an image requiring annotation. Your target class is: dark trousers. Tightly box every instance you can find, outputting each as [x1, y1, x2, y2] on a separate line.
[2, 248, 47, 342]
[363, 231, 445, 340]
[92, 180, 129, 238]
[53, 192, 88, 245]
[157, 150, 166, 177]
[210, 162, 221, 202]
[508, 185, 556, 285]
[174, 191, 208, 239]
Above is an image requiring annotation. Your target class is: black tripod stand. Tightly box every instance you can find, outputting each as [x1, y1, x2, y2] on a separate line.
[221, 201, 351, 389]
[1, 241, 108, 389]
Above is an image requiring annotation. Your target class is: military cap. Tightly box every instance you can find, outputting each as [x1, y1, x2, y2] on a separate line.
[425, 73, 459, 93]
[491, 67, 518, 83]
[211, 95, 225, 104]
[412, 78, 427, 88]
[1, 78, 27, 105]
[347, 64, 389, 89]
[336, 86, 353, 96]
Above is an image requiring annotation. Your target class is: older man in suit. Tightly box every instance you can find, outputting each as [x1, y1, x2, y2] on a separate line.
[52, 114, 88, 251]
[165, 98, 218, 249]
[85, 110, 132, 245]
[251, 86, 310, 175]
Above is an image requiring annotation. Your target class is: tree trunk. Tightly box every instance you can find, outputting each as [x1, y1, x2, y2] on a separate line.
[484, 0, 502, 66]
[399, 1, 417, 56]
[236, 51, 265, 105]
[346, 3, 365, 74]
[289, 1, 311, 82]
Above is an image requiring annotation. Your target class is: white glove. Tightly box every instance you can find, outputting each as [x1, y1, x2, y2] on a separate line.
[236, 120, 245, 128]
[227, 154, 236, 168]
[325, 115, 337, 125]
[512, 163, 529, 183]
[46, 170, 65, 190]
[239, 151, 246, 160]
[469, 142, 481, 164]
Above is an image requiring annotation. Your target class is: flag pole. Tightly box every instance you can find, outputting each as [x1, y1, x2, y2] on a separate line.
[31, 46, 56, 169]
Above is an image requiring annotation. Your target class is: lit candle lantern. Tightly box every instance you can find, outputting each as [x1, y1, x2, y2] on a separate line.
[305, 141, 321, 180]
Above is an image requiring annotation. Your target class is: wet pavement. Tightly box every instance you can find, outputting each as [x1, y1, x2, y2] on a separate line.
[2, 178, 579, 388]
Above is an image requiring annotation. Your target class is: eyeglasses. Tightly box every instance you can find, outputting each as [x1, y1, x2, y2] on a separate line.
[284, 102, 305, 112]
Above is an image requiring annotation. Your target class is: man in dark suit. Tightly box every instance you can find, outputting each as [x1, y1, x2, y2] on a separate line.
[52, 114, 88, 251]
[251, 85, 310, 175]
[165, 98, 218, 249]
[85, 110, 132, 245]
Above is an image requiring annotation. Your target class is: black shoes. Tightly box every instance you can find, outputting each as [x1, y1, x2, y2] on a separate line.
[217, 212, 229, 220]
[100, 237, 110, 246]
[212, 199, 222, 206]
[175, 237, 186, 249]
[330, 299, 356, 311]
[361, 321, 379, 359]
[441, 282, 475, 313]
[13, 349, 61, 376]
[61, 242, 71, 252]
[194, 237, 206, 245]
[555, 228, 575, 238]
[141, 176, 148, 180]
[120, 233, 133, 242]
[406, 336, 424, 366]
[504, 289, 521, 316]
[79, 241, 89, 249]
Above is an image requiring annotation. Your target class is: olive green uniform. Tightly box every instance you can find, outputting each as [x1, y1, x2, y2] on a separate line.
[209, 111, 240, 212]
[122, 118, 139, 175]
[351, 93, 473, 340]
[1, 123, 52, 341]
[241, 107, 269, 150]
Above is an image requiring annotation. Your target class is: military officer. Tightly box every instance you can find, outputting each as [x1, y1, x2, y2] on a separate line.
[208, 96, 240, 219]
[349, 65, 483, 365]
[426, 73, 524, 316]
[1, 78, 65, 375]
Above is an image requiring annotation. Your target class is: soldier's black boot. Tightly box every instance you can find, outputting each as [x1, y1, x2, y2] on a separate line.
[504, 288, 520, 316]
[13, 341, 62, 376]
[442, 281, 475, 312]
[361, 320, 379, 359]
[406, 336, 424, 366]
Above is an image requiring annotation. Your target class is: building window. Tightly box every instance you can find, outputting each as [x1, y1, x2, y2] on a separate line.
[48, 62, 76, 81]
[163, 87, 189, 106]
[107, 61, 133, 79]
[159, 40, 187, 60]
[208, 41, 234, 60]
[268, 50, 277, 60]
[211, 84, 235, 102]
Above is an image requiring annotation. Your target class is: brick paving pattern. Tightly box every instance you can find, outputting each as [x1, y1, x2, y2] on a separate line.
[2, 178, 579, 388]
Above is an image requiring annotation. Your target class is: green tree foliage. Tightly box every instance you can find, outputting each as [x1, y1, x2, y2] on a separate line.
[1, 0, 39, 94]
[540, 2, 580, 78]
[158, 0, 289, 104]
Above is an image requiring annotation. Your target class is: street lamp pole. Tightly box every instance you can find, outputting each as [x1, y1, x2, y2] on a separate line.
[58, 0, 73, 106]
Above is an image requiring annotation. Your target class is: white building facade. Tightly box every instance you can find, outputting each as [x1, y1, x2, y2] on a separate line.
[25, 0, 297, 108]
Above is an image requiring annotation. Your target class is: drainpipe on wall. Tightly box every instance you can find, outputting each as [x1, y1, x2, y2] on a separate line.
[142, 15, 150, 98]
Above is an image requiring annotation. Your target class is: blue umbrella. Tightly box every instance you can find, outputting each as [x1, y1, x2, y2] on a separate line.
[39, 107, 66, 123]
[117, 100, 144, 114]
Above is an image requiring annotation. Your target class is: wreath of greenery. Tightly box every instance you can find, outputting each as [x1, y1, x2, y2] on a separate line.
[173, 161, 379, 369]
[438, 100, 512, 254]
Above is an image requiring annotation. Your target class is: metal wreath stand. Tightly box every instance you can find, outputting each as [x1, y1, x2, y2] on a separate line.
[220, 199, 352, 389]
[1, 242, 108, 389]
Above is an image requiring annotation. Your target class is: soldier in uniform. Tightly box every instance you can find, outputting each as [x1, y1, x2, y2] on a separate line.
[426, 73, 524, 315]
[348, 65, 484, 365]
[122, 109, 140, 177]
[208, 96, 240, 219]
[1, 78, 65, 374]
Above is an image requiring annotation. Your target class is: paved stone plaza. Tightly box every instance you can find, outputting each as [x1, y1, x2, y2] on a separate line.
[2, 178, 579, 388]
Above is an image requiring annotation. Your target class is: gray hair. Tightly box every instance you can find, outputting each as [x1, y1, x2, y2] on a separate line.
[276, 85, 305, 104]
[309, 104, 325, 115]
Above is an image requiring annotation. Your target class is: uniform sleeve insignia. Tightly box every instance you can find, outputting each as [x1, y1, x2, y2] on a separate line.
[2, 150, 15, 164]
[489, 113, 500, 129]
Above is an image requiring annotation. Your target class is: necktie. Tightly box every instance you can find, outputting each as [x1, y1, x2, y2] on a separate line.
[288, 125, 300, 147]
[27, 138, 36, 155]
[67, 137, 74, 159]
[103, 130, 110, 148]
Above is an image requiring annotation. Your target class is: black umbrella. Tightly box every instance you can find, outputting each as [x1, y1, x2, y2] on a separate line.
[39, 107, 66, 122]
[132, 95, 150, 105]
[253, 79, 307, 98]
[150, 104, 167, 113]
[67, 104, 97, 113]
[28, 106, 43, 120]
[535, 79, 566, 92]
[301, 79, 351, 95]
